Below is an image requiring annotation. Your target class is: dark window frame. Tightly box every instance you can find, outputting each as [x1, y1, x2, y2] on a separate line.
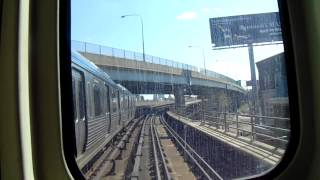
[93, 84, 103, 117]
[105, 85, 110, 113]
[111, 88, 118, 113]
[78, 80, 86, 119]
[59, 0, 300, 179]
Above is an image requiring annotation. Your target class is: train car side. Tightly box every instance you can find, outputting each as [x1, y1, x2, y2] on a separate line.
[71, 52, 136, 170]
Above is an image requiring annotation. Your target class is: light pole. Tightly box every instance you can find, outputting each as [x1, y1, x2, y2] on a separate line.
[188, 45, 207, 77]
[121, 14, 146, 62]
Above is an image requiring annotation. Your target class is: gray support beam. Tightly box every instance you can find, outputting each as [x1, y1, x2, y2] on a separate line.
[173, 86, 185, 111]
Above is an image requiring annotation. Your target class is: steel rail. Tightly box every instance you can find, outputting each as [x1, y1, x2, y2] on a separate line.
[150, 115, 162, 180]
[152, 116, 171, 180]
[130, 115, 148, 180]
[160, 115, 223, 180]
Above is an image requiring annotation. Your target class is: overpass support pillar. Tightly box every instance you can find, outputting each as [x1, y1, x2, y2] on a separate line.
[203, 89, 239, 113]
[205, 94, 220, 112]
[199, 89, 230, 113]
[173, 86, 185, 112]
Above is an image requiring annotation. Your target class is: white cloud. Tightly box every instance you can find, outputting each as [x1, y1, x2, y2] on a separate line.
[212, 7, 223, 13]
[176, 11, 198, 20]
[202, 7, 210, 13]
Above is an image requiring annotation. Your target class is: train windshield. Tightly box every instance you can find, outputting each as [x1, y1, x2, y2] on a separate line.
[71, 0, 292, 179]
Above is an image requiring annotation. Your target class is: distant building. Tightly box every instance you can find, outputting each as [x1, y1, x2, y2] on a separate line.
[256, 53, 290, 147]
[256, 53, 289, 118]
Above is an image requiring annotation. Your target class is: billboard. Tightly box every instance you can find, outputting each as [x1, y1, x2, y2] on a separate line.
[209, 12, 282, 47]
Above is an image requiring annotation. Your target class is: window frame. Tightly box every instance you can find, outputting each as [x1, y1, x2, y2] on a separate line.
[92, 83, 103, 117]
[57, 0, 302, 179]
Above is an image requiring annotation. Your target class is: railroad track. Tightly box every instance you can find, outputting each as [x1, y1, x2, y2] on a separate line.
[160, 115, 223, 180]
[83, 113, 222, 180]
[150, 115, 171, 180]
[85, 116, 145, 180]
[130, 114, 219, 180]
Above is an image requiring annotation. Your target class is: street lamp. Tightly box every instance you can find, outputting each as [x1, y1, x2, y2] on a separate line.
[188, 45, 207, 77]
[121, 14, 146, 62]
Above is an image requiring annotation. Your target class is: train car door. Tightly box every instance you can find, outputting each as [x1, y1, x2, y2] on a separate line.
[72, 70, 87, 155]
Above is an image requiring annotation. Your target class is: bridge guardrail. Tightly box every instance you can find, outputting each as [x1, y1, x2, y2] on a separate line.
[72, 40, 241, 86]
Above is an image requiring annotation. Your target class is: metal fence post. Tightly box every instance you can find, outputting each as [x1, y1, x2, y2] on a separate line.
[184, 125, 187, 161]
[112, 48, 114, 57]
[251, 116, 254, 142]
[99, 45, 101, 55]
[84, 42, 87, 53]
[224, 112, 227, 133]
[202, 109, 205, 124]
[236, 113, 239, 137]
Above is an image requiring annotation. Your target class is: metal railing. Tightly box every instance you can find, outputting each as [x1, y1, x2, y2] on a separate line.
[71, 40, 240, 85]
[171, 107, 290, 148]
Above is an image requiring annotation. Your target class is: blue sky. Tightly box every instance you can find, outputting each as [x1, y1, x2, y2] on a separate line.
[72, 0, 283, 84]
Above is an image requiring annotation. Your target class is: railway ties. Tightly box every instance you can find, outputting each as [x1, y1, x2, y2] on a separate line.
[132, 114, 210, 180]
[86, 116, 145, 180]
[85, 113, 222, 180]
[130, 115, 148, 180]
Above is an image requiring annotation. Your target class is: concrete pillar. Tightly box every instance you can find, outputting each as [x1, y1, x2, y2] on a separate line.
[173, 86, 185, 111]
[199, 89, 222, 112]
[209, 93, 221, 111]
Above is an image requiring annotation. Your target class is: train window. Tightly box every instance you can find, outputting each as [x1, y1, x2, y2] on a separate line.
[119, 95, 123, 110]
[111, 88, 118, 113]
[72, 79, 77, 122]
[78, 80, 86, 119]
[70, 0, 296, 179]
[93, 85, 102, 116]
[105, 85, 110, 113]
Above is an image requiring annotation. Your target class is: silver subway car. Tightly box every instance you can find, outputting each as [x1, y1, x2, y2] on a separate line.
[71, 51, 136, 169]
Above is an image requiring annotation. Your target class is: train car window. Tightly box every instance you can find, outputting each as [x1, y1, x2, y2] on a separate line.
[105, 85, 110, 113]
[119, 95, 123, 110]
[93, 85, 102, 116]
[86, 82, 93, 117]
[72, 79, 77, 122]
[118, 91, 121, 108]
[111, 88, 118, 113]
[70, 0, 297, 179]
[78, 80, 86, 119]
[123, 95, 126, 109]
[127, 96, 130, 118]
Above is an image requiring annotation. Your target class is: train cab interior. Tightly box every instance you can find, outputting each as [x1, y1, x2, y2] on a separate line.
[1, 0, 320, 179]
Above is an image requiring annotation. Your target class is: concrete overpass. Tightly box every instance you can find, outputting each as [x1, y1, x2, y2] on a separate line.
[80, 52, 244, 93]
[72, 40, 245, 111]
